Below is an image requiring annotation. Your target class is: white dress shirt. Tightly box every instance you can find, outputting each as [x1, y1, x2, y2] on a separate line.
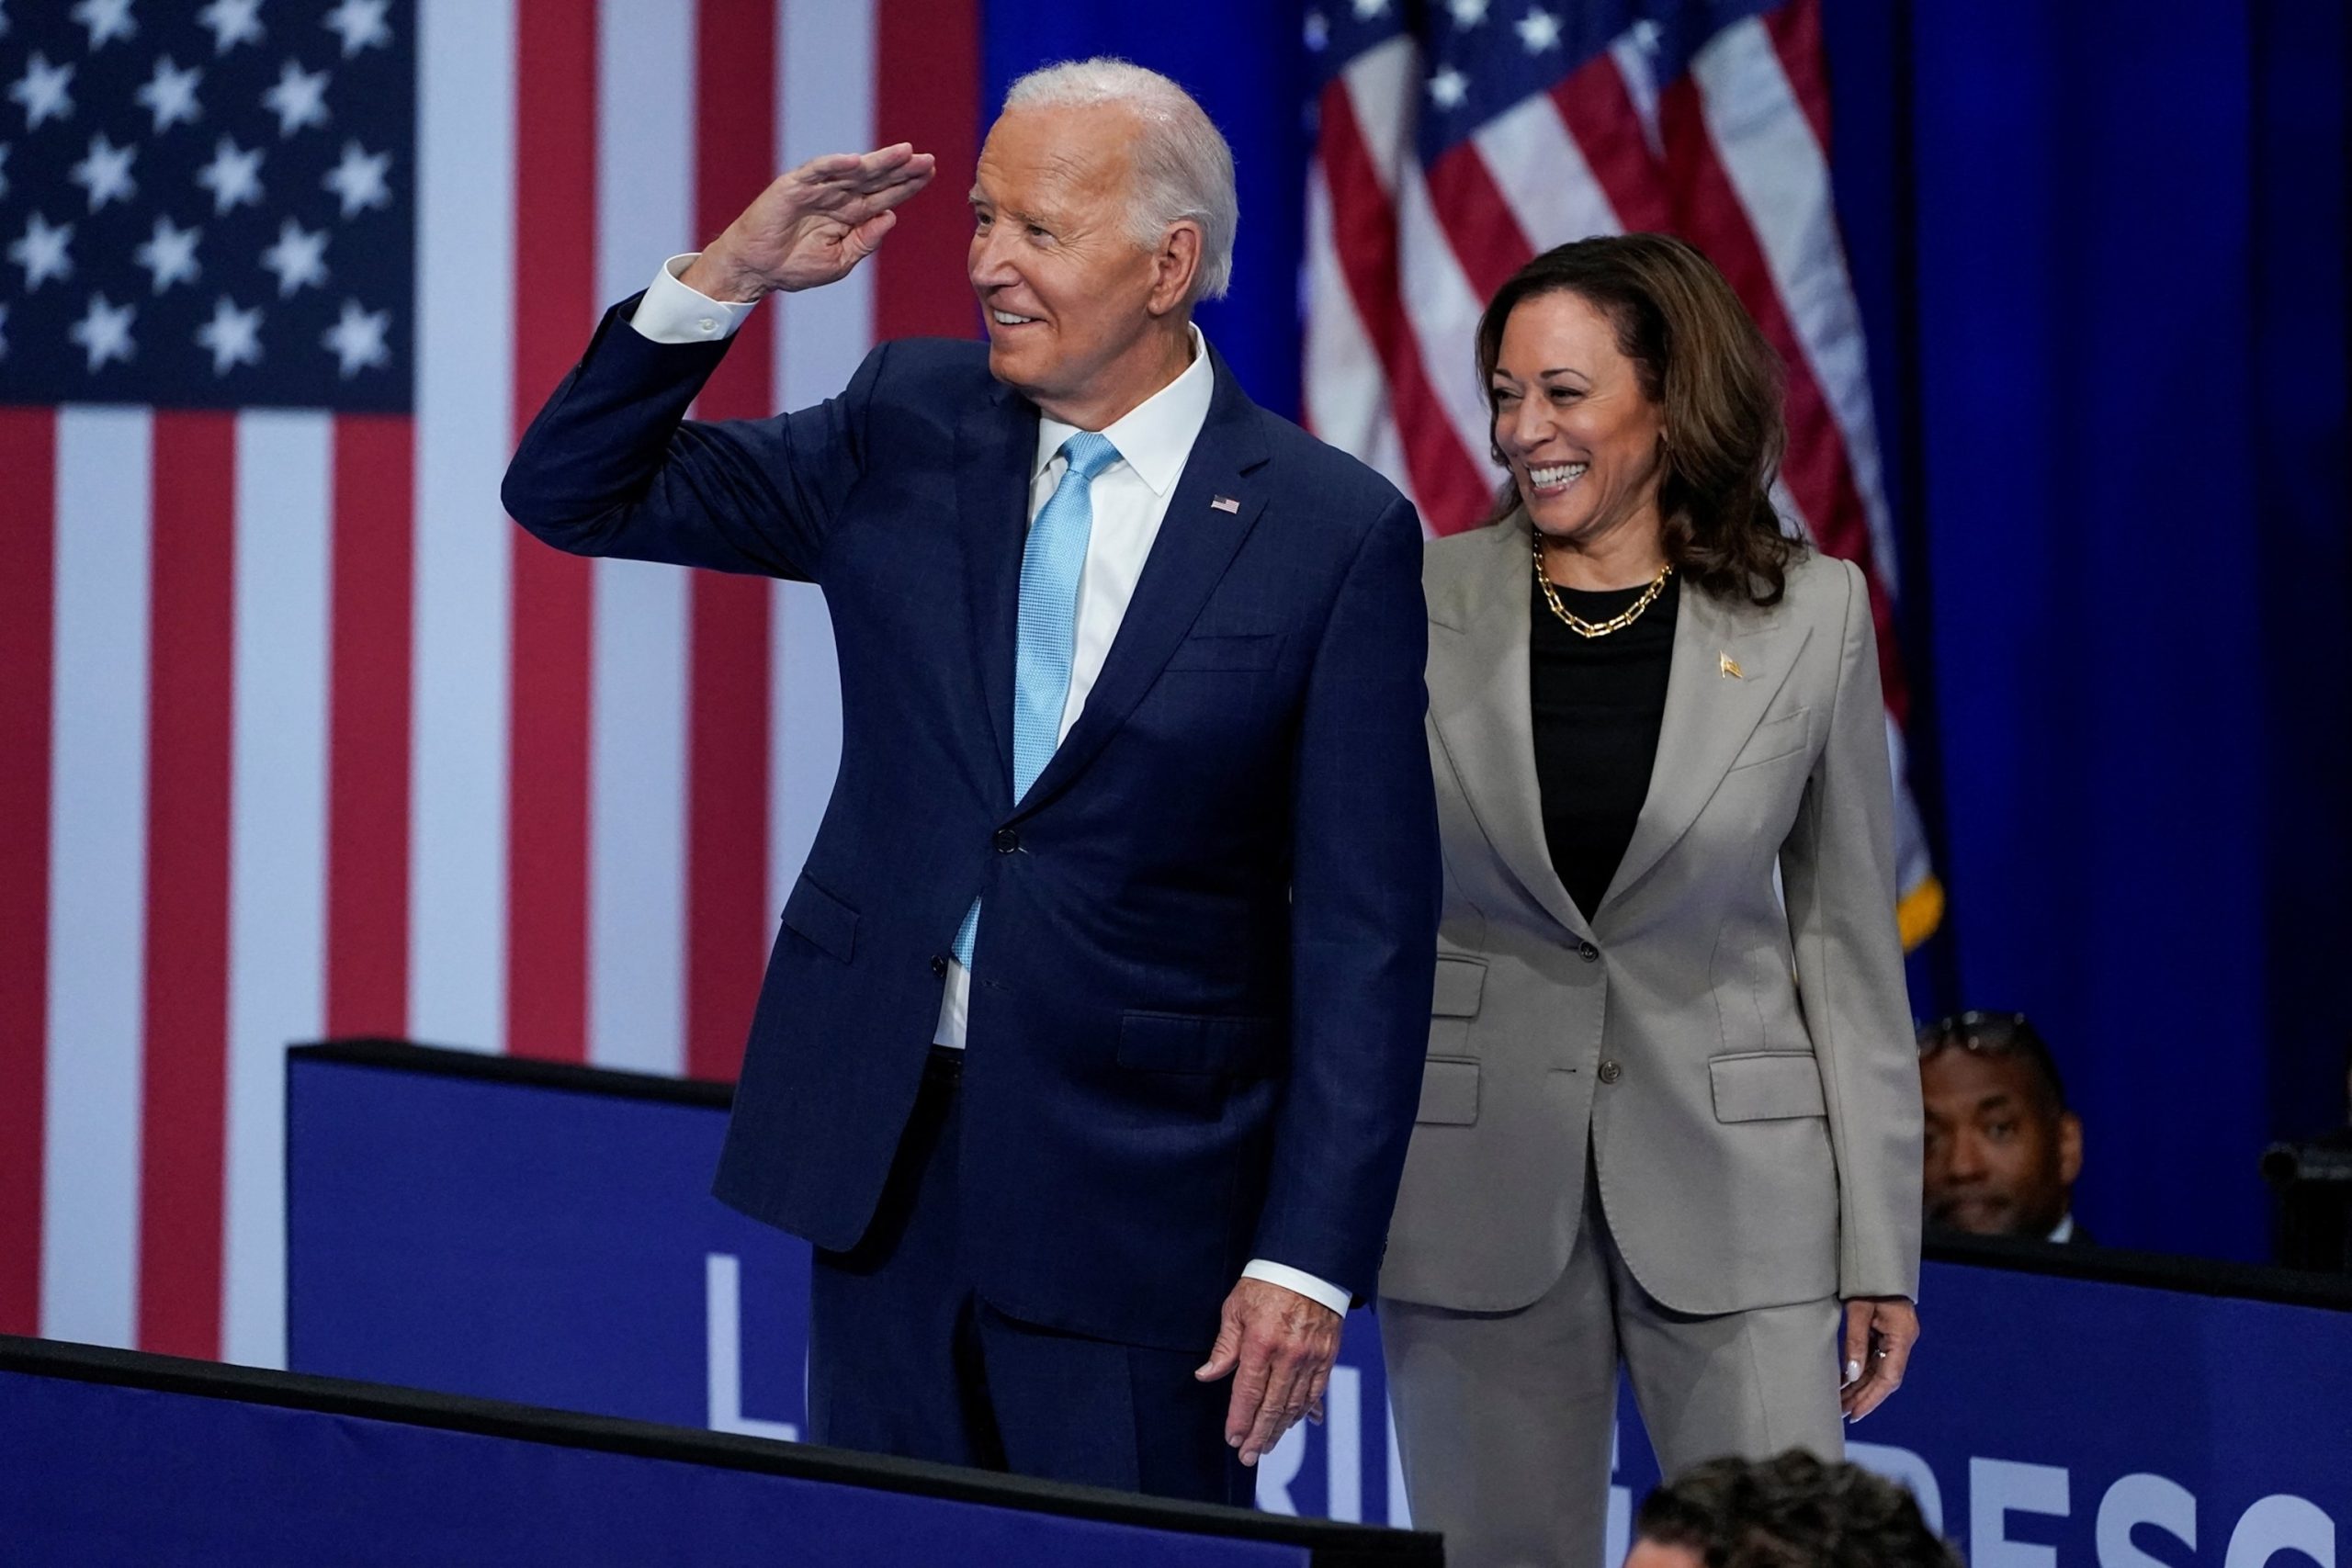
[630, 260, 1351, 1316]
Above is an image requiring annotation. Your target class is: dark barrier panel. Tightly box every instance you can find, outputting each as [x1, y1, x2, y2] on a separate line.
[0, 1336, 1437, 1567]
[288, 1043, 2352, 1562]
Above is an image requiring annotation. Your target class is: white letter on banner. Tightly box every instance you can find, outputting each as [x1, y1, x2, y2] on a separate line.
[1386, 1397, 1414, 1528]
[2223, 1495, 2336, 1568]
[1850, 1442, 1946, 1534]
[1605, 1421, 1632, 1567]
[1324, 1366, 1363, 1521]
[1971, 1459, 2071, 1568]
[704, 1254, 797, 1441]
[2097, 1474, 2197, 1568]
[1255, 1422, 1306, 1514]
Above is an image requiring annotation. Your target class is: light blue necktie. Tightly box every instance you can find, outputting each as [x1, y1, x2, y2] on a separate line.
[952, 431, 1122, 970]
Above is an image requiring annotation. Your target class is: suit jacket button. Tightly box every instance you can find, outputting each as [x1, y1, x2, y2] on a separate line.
[1598, 1061, 1623, 1084]
[993, 828, 1020, 853]
[1577, 940, 1600, 962]
[930, 954, 948, 977]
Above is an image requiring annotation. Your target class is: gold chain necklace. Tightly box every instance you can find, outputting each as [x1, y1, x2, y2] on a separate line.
[1533, 545, 1673, 638]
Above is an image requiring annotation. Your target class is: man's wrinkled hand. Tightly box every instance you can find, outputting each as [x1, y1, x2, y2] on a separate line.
[682, 143, 935, 303]
[1193, 1278, 1342, 1467]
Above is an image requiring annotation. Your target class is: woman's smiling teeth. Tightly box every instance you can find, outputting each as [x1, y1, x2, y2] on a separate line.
[1526, 461, 1588, 489]
[992, 310, 1040, 325]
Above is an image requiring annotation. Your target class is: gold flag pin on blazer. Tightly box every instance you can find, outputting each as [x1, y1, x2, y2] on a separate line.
[1719, 652, 1744, 679]
[1211, 495, 1241, 513]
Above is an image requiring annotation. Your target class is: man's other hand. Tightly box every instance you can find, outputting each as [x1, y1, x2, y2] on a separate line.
[1193, 1277, 1343, 1467]
[682, 143, 935, 303]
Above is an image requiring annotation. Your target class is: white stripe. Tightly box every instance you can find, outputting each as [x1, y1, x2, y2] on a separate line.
[1692, 19, 1896, 586]
[768, 0, 862, 922]
[1303, 163, 1407, 493]
[1473, 94, 1623, 250]
[41, 408, 152, 1349]
[1392, 157, 1498, 491]
[220, 412, 332, 1370]
[411, 0, 516, 1052]
[1339, 38, 1418, 198]
[776, 0, 876, 412]
[587, 0, 695, 1075]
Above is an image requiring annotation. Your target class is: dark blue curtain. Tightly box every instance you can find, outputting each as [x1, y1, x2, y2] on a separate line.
[976, 2, 2352, 1263]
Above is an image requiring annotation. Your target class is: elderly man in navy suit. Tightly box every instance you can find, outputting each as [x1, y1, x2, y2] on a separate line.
[503, 61, 1438, 1504]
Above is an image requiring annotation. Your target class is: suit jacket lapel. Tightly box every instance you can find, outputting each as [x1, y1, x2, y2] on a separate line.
[955, 383, 1037, 806]
[1011, 351, 1270, 818]
[1599, 577, 1808, 915]
[1427, 519, 1596, 944]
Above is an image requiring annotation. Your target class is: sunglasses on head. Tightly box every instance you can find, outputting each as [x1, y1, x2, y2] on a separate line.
[1917, 1009, 2038, 1055]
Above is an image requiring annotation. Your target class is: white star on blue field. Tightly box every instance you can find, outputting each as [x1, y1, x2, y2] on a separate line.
[0, 0, 413, 410]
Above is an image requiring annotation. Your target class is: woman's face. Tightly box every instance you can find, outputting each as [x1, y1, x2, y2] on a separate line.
[1488, 288, 1667, 549]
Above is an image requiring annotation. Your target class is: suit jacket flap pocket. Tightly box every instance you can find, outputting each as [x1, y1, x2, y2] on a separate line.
[1430, 955, 1487, 1018]
[1162, 632, 1283, 671]
[1119, 1011, 1281, 1076]
[1710, 1052, 1827, 1122]
[781, 874, 857, 963]
[1728, 706, 1813, 772]
[1416, 1057, 1479, 1125]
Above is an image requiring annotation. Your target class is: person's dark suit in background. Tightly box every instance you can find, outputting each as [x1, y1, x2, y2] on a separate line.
[501, 61, 1439, 1504]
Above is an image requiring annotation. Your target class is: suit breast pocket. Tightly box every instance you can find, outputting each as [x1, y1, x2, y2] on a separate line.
[1161, 632, 1284, 672]
[1727, 706, 1813, 773]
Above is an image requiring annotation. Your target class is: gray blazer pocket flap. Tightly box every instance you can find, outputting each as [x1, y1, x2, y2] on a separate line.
[1416, 1057, 1480, 1125]
[1728, 706, 1813, 771]
[1710, 1052, 1827, 1122]
[1430, 955, 1487, 1018]
[1119, 1011, 1282, 1076]
[1162, 632, 1284, 671]
[781, 875, 857, 963]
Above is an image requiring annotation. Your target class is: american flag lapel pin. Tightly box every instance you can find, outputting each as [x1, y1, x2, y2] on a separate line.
[1719, 652, 1744, 679]
[1211, 494, 1241, 513]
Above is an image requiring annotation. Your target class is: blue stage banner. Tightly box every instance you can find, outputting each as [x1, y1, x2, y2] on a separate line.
[287, 1045, 2352, 1562]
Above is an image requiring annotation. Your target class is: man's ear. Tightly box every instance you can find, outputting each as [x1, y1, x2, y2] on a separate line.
[2058, 1111, 2084, 1187]
[1148, 222, 1203, 317]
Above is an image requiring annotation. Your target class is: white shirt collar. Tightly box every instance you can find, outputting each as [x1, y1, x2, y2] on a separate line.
[2047, 1213, 2075, 1244]
[1033, 323, 1216, 498]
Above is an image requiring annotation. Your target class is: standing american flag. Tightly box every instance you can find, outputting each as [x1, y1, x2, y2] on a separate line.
[1, 0, 979, 1368]
[1304, 0, 1939, 942]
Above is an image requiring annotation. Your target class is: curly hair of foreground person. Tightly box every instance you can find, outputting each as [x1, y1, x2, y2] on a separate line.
[1633, 1450, 1962, 1568]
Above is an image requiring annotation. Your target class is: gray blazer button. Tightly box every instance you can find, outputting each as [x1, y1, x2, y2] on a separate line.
[1577, 940, 1600, 962]
[1598, 1061, 1623, 1084]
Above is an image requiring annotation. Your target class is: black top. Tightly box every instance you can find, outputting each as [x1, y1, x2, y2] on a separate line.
[1530, 569, 1679, 920]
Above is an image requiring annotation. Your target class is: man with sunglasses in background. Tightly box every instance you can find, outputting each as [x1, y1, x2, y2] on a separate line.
[1917, 1011, 2089, 1244]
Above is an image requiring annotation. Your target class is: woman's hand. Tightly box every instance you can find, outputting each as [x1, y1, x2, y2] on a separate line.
[1839, 1295, 1918, 1421]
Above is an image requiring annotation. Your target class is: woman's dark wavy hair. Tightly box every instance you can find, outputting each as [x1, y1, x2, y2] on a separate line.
[1636, 1451, 1962, 1568]
[1476, 232, 1802, 606]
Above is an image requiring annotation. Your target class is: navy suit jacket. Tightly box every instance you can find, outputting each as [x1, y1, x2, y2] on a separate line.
[503, 302, 1441, 1351]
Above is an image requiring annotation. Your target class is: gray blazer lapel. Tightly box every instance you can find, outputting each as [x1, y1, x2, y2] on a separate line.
[1427, 520, 1595, 943]
[1600, 579, 1809, 915]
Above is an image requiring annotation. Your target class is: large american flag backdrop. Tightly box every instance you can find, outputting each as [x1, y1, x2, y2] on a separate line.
[1, 0, 979, 1366]
[1303, 0, 1939, 937]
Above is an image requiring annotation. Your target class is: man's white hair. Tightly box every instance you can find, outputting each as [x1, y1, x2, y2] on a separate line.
[1001, 58, 1238, 304]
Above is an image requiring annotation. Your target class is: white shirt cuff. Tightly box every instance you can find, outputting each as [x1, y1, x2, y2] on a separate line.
[1241, 1259, 1351, 1316]
[628, 254, 758, 344]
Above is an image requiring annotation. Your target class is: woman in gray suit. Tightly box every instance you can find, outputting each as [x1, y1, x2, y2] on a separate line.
[1380, 235, 1922, 1568]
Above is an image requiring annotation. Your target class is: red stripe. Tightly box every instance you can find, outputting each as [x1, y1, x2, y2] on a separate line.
[1422, 140, 1535, 303]
[0, 411, 56, 1336]
[1762, 0, 1833, 152]
[1550, 56, 1672, 233]
[1657, 75, 1909, 721]
[872, 0, 981, 342]
[506, 0, 599, 1061]
[138, 412, 235, 1359]
[1317, 79, 1494, 535]
[327, 415, 414, 1036]
[686, 0, 779, 1082]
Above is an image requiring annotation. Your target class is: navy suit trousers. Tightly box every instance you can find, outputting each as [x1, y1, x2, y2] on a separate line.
[806, 1048, 1255, 1507]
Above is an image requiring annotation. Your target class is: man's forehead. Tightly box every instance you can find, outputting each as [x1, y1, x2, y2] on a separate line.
[978, 106, 1135, 190]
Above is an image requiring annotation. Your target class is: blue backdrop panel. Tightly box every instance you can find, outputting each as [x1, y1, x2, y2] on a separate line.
[0, 1369, 1305, 1568]
[287, 1049, 2352, 1560]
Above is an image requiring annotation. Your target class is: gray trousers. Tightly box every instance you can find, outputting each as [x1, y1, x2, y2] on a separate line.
[1380, 1180, 1844, 1568]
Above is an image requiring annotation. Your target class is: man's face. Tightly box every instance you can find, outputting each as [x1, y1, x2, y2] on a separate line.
[1623, 1540, 1705, 1568]
[1920, 1047, 2082, 1236]
[967, 105, 1173, 421]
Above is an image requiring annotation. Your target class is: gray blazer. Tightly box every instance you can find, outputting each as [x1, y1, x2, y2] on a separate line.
[1381, 516, 1922, 1317]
